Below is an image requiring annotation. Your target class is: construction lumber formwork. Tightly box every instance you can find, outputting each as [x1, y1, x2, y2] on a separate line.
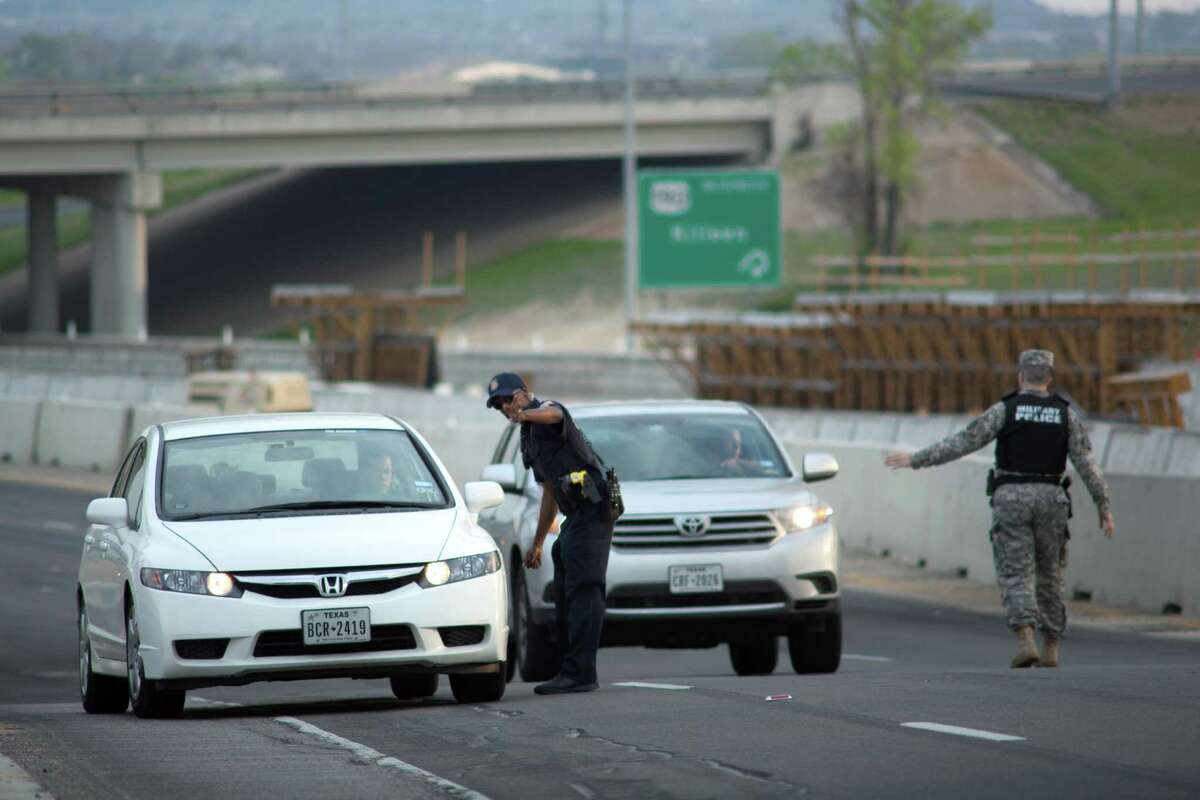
[636, 291, 1200, 421]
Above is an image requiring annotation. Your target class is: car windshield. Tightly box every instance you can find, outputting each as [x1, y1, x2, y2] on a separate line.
[575, 413, 790, 481]
[159, 428, 450, 520]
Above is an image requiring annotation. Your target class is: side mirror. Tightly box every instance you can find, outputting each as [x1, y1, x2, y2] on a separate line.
[464, 481, 505, 514]
[802, 452, 839, 483]
[87, 497, 129, 528]
[479, 462, 518, 492]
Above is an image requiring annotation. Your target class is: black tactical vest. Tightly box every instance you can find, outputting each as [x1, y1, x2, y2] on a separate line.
[519, 399, 605, 510]
[994, 391, 1070, 476]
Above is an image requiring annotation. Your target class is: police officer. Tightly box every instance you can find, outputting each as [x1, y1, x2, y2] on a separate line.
[884, 350, 1116, 669]
[486, 372, 615, 694]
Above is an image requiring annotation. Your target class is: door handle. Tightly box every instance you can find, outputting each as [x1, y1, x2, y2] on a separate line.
[98, 541, 109, 552]
[83, 534, 95, 546]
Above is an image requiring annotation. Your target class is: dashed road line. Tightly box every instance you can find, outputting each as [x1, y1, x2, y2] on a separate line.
[193, 697, 490, 799]
[901, 722, 1025, 742]
[0, 750, 55, 800]
[41, 521, 77, 535]
[843, 654, 894, 662]
[612, 681, 693, 691]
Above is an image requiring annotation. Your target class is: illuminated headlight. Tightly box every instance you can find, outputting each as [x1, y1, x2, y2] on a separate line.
[775, 503, 834, 533]
[420, 552, 501, 588]
[140, 568, 242, 598]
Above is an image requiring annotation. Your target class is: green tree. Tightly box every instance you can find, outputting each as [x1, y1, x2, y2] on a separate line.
[769, 38, 846, 84]
[837, 0, 990, 256]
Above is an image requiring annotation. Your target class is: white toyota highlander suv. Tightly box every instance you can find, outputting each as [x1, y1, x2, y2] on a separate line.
[477, 400, 841, 682]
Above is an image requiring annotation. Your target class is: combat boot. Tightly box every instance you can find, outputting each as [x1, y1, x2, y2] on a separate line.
[1038, 636, 1060, 668]
[1010, 625, 1040, 668]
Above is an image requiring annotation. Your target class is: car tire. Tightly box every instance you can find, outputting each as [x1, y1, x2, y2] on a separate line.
[126, 603, 186, 719]
[79, 602, 128, 714]
[449, 667, 507, 703]
[505, 565, 520, 683]
[728, 636, 779, 676]
[516, 568, 561, 683]
[788, 614, 842, 674]
[390, 673, 439, 700]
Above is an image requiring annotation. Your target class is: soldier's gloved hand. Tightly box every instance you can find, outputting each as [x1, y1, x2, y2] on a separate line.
[523, 544, 544, 569]
[1099, 511, 1115, 539]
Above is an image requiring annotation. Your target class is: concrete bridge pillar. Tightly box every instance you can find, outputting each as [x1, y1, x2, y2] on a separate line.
[26, 189, 59, 333]
[88, 172, 161, 336]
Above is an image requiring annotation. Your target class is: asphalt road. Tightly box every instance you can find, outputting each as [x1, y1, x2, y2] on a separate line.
[2, 478, 1198, 799]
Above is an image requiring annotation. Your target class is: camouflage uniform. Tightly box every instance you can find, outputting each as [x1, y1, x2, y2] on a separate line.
[911, 356, 1111, 639]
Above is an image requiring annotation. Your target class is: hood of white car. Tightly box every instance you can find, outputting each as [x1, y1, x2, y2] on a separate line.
[163, 509, 458, 571]
[619, 478, 816, 516]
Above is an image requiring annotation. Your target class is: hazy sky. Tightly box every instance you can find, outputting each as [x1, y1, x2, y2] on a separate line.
[1040, 0, 1200, 12]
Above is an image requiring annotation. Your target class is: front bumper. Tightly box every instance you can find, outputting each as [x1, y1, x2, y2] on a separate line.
[528, 523, 840, 635]
[134, 570, 507, 689]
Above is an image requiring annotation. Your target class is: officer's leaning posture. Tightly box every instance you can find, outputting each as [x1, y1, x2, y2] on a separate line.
[485, 373, 619, 695]
[884, 350, 1116, 669]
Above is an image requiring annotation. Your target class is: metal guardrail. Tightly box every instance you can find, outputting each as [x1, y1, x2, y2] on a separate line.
[0, 75, 773, 119]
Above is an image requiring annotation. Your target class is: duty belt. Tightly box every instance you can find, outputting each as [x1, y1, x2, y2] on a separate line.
[993, 472, 1065, 489]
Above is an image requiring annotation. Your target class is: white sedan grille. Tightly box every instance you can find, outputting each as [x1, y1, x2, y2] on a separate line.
[612, 513, 780, 549]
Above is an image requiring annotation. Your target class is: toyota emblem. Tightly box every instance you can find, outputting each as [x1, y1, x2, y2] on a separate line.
[675, 515, 710, 537]
[317, 574, 349, 597]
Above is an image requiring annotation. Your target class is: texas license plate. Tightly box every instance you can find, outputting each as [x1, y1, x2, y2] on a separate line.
[668, 564, 724, 594]
[302, 607, 371, 645]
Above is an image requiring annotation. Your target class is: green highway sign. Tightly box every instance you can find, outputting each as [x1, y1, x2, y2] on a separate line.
[638, 169, 781, 289]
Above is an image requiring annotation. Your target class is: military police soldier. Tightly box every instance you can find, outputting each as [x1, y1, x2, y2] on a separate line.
[884, 350, 1116, 669]
[486, 372, 617, 694]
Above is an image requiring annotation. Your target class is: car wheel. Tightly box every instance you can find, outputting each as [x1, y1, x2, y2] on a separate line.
[728, 636, 779, 676]
[516, 568, 560, 683]
[126, 603, 185, 719]
[389, 673, 439, 700]
[79, 601, 128, 714]
[449, 667, 507, 703]
[788, 614, 842, 674]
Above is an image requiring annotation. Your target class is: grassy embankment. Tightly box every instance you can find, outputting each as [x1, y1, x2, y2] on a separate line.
[0, 169, 268, 277]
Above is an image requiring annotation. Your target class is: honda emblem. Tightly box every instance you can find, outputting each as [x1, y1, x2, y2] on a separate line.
[317, 574, 348, 597]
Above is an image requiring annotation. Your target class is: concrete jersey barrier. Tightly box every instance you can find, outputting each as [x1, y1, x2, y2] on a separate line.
[35, 399, 131, 473]
[0, 396, 40, 464]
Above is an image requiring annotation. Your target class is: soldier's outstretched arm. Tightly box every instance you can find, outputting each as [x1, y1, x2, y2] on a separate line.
[1067, 409, 1116, 537]
[887, 402, 1006, 470]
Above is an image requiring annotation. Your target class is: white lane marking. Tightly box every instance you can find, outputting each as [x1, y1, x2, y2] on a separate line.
[42, 521, 78, 534]
[569, 784, 597, 800]
[0, 751, 56, 800]
[843, 654, 894, 662]
[192, 698, 490, 799]
[612, 681, 692, 691]
[274, 716, 491, 800]
[902, 722, 1025, 742]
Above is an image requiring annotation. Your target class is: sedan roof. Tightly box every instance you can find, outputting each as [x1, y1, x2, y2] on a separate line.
[570, 400, 752, 418]
[159, 412, 405, 441]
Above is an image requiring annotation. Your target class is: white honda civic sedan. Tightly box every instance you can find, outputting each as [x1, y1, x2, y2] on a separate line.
[77, 412, 508, 719]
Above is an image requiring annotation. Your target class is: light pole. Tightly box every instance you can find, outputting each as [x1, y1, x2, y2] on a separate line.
[622, 0, 638, 353]
[1108, 0, 1121, 107]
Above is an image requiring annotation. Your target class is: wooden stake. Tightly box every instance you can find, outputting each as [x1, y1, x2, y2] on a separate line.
[1032, 224, 1042, 289]
[422, 231, 434, 288]
[1011, 221, 1021, 290]
[1138, 221, 1148, 289]
[455, 231, 467, 289]
[1088, 226, 1097, 292]
[1174, 223, 1184, 290]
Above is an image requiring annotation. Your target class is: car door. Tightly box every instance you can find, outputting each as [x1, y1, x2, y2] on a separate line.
[477, 426, 529, 574]
[95, 439, 146, 658]
[81, 440, 138, 661]
[111, 438, 151, 640]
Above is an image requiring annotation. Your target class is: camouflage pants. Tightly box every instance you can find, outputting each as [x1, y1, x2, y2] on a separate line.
[990, 484, 1070, 639]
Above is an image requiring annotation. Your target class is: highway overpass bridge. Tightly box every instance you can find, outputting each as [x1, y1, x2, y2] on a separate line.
[0, 78, 831, 337]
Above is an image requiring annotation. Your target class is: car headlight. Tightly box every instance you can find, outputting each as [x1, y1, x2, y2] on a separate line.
[420, 552, 501, 588]
[140, 568, 242, 598]
[774, 503, 834, 533]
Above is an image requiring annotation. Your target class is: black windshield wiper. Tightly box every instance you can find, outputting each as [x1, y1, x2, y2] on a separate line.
[242, 500, 443, 514]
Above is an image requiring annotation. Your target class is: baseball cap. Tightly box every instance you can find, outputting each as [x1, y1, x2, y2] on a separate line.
[485, 372, 526, 408]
